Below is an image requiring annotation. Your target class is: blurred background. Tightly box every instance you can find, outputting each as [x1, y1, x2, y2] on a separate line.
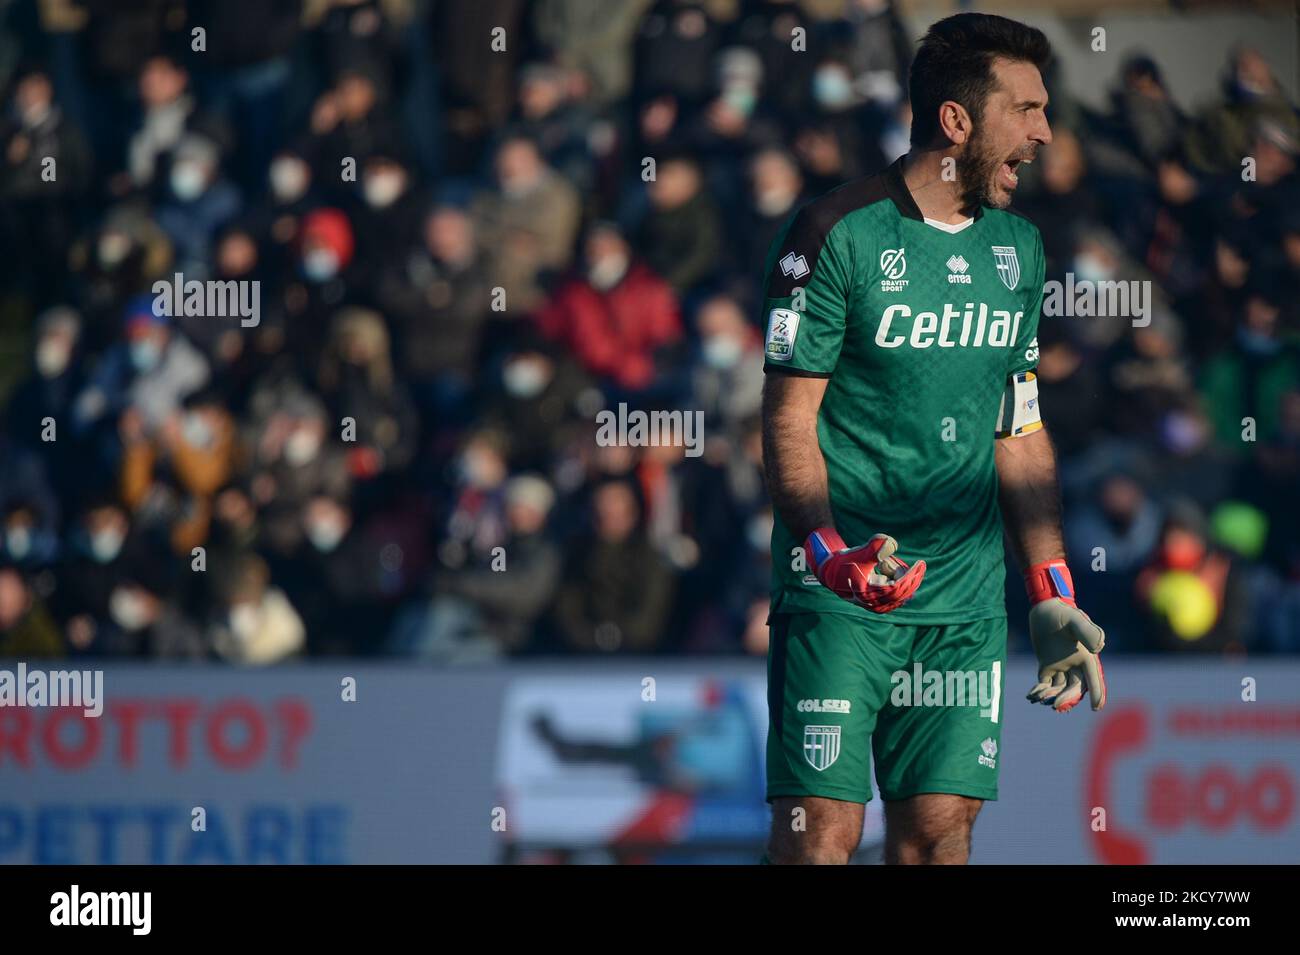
[0, 0, 1298, 864]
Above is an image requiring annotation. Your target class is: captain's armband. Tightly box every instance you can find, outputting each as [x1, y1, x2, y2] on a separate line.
[994, 371, 1043, 439]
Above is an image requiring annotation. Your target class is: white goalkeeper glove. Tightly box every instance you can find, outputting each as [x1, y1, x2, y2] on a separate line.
[1023, 559, 1106, 713]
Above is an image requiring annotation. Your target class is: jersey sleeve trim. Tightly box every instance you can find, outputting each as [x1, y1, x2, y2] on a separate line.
[762, 364, 832, 379]
[761, 174, 891, 299]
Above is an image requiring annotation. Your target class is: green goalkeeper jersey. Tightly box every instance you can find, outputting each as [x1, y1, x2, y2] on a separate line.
[761, 156, 1045, 624]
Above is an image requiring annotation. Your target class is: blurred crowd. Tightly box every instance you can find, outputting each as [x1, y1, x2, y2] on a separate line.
[0, 0, 1297, 663]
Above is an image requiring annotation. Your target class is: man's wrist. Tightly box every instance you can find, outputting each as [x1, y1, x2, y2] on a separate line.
[1024, 558, 1076, 607]
[804, 527, 846, 573]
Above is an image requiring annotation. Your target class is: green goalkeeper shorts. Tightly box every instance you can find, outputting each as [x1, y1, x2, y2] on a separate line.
[766, 610, 1008, 805]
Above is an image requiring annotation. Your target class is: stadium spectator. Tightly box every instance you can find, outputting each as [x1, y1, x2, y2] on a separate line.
[472, 133, 582, 313]
[316, 306, 419, 479]
[1200, 286, 1300, 451]
[533, 222, 683, 394]
[1135, 499, 1250, 654]
[122, 54, 205, 192]
[1183, 46, 1297, 175]
[739, 146, 806, 276]
[74, 297, 211, 442]
[480, 333, 594, 472]
[635, 152, 723, 293]
[0, 65, 91, 304]
[209, 551, 305, 663]
[0, 565, 62, 658]
[553, 478, 674, 653]
[242, 386, 351, 559]
[374, 203, 494, 417]
[689, 292, 764, 435]
[392, 473, 561, 660]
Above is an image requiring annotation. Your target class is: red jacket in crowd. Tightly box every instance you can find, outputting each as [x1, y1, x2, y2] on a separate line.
[534, 263, 682, 390]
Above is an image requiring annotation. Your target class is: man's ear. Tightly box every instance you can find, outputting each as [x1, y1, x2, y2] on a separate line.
[938, 100, 972, 146]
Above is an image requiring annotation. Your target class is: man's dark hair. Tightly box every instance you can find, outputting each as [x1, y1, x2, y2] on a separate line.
[909, 13, 1051, 148]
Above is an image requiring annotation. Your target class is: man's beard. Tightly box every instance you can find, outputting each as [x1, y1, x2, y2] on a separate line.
[955, 126, 1009, 211]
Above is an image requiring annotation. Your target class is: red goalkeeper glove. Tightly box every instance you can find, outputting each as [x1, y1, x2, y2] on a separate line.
[803, 527, 926, 613]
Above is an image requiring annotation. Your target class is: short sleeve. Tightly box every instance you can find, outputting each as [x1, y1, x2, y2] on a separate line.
[1005, 228, 1044, 378]
[760, 212, 853, 378]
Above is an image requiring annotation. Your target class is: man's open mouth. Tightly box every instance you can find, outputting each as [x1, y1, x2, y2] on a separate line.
[1000, 154, 1033, 189]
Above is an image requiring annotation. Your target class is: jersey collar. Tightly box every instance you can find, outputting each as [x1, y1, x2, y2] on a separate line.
[882, 154, 985, 223]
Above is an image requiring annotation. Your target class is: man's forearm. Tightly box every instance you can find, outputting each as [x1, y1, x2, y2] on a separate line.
[995, 427, 1066, 571]
[761, 375, 835, 542]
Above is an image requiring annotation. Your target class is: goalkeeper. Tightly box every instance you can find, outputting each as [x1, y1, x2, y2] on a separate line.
[761, 12, 1105, 865]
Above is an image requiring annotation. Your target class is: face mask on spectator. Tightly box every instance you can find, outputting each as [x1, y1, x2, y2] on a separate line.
[5, 525, 32, 560]
[1162, 534, 1205, 571]
[229, 603, 260, 640]
[303, 248, 340, 282]
[1236, 326, 1281, 356]
[503, 357, 550, 398]
[587, 253, 629, 291]
[363, 171, 405, 208]
[306, 518, 346, 553]
[130, 338, 163, 372]
[109, 587, 151, 631]
[755, 186, 796, 217]
[721, 85, 757, 117]
[284, 428, 322, 466]
[36, 338, 71, 377]
[170, 161, 208, 201]
[270, 158, 309, 203]
[1233, 72, 1269, 100]
[813, 68, 854, 109]
[1072, 252, 1114, 283]
[98, 233, 131, 268]
[87, 526, 125, 563]
[1159, 410, 1205, 455]
[18, 101, 51, 128]
[501, 175, 537, 200]
[702, 334, 744, 370]
[182, 411, 214, 448]
[457, 450, 499, 489]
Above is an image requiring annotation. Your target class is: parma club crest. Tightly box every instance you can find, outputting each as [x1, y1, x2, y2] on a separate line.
[992, 245, 1020, 291]
[802, 724, 842, 771]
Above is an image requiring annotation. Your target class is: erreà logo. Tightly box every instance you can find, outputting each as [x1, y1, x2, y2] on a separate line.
[779, 251, 809, 280]
[979, 737, 997, 768]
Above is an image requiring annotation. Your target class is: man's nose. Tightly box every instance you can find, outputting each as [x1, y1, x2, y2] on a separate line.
[1034, 116, 1053, 146]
